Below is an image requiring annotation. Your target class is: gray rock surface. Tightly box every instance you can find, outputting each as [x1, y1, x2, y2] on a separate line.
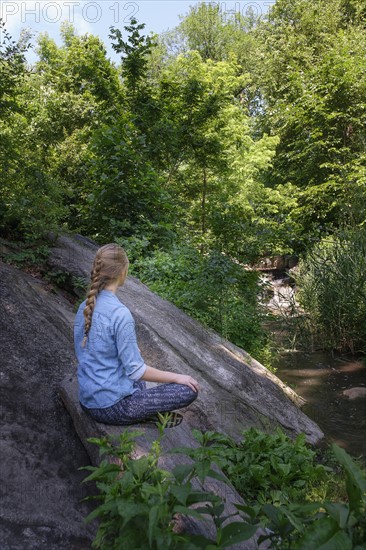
[0, 230, 324, 549]
[0, 259, 97, 549]
[48, 231, 324, 444]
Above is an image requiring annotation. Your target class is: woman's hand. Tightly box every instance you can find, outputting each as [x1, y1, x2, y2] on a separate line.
[141, 365, 199, 392]
[173, 374, 199, 393]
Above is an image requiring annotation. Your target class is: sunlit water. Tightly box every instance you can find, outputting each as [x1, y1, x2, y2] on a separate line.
[274, 352, 366, 461]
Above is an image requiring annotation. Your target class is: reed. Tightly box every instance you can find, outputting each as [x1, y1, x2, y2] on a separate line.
[294, 228, 366, 354]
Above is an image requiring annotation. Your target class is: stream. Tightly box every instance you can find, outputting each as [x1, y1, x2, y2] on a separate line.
[262, 270, 366, 461]
[274, 352, 366, 461]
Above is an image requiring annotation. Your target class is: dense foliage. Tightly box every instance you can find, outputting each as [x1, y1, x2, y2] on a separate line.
[81, 425, 366, 549]
[118, 235, 272, 365]
[80, 419, 259, 549]
[2, 5, 365, 546]
[1, 0, 365, 354]
[294, 228, 366, 354]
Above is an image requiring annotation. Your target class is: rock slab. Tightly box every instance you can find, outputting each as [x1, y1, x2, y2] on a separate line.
[48, 231, 324, 445]
[0, 259, 96, 549]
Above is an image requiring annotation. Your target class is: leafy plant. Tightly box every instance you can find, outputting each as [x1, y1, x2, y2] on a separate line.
[124, 239, 273, 368]
[43, 270, 68, 287]
[256, 443, 366, 549]
[179, 428, 330, 507]
[79, 417, 259, 549]
[72, 275, 88, 292]
[2, 241, 50, 268]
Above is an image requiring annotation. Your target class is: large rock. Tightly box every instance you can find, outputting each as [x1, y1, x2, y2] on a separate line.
[48, 231, 324, 445]
[343, 387, 366, 400]
[0, 259, 96, 549]
[0, 231, 324, 549]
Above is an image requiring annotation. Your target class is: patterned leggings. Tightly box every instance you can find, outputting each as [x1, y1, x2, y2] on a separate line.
[80, 380, 198, 425]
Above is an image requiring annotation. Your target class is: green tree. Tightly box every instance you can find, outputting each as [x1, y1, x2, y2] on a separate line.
[160, 2, 262, 117]
[31, 27, 125, 235]
[110, 18, 156, 96]
[1, 23, 124, 240]
[156, 50, 280, 259]
[0, 19, 30, 117]
[78, 111, 172, 242]
[109, 18, 166, 170]
[253, 0, 366, 245]
[36, 25, 122, 109]
[0, 22, 63, 240]
[161, 2, 257, 66]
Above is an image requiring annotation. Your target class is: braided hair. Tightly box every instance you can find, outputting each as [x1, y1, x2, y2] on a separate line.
[82, 243, 129, 348]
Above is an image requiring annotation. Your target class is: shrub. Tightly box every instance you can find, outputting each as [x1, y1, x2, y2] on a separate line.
[257, 443, 366, 549]
[178, 428, 330, 506]
[80, 425, 366, 550]
[79, 418, 258, 549]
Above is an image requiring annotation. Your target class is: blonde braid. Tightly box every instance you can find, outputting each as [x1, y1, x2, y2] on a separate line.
[81, 243, 129, 348]
[82, 253, 106, 348]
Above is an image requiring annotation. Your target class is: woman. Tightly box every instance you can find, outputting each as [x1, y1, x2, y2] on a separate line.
[73, 243, 199, 427]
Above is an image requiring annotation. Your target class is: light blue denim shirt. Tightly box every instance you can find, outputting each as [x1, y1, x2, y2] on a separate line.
[74, 289, 147, 409]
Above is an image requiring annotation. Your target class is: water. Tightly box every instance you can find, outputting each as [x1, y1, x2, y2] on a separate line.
[275, 352, 366, 461]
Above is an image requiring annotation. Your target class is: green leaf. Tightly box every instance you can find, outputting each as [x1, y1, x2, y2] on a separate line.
[318, 531, 353, 550]
[332, 444, 366, 512]
[220, 522, 257, 547]
[192, 429, 205, 444]
[84, 500, 118, 524]
[117, 500, 149, 525]
[324, 503, 354, 529]
[119, 470, 134, 491]
[195, 460, 211, 482]
[279, 506, 306, 533]
[332, 444, 366, 494]
[131, 456, 149, 478]
[172, 463, 194, 483]
[234, 503, 260, 519]
[80, 463, 121, 483]
[295, 517, 353, 550]
[148, 505, 160, 546]
[170, 483, 193, 506]
[261, 504, 282, 525]
[277, 463, 292, 476]
[293, 480, 306, 488]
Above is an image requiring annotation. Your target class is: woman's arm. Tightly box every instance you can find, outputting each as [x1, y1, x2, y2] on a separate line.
[141, 365, 199, 393]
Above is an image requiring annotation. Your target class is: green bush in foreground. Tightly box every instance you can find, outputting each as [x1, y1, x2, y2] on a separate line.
[256, 443, 366, 549]
[188, 428, 331, 506]
[80, 416, 257, 550]
[80, 424, 366, 549]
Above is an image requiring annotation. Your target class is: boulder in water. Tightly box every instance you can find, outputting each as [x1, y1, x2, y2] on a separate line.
[343, 387, 366, 400]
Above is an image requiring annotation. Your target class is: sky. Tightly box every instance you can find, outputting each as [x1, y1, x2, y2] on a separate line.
[0, 1, 274, 63]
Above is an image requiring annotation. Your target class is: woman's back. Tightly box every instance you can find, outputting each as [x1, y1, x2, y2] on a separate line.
[74, 289, 146, 408]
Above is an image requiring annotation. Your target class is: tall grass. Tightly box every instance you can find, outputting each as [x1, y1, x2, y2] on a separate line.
[293, 229, 366, 354]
